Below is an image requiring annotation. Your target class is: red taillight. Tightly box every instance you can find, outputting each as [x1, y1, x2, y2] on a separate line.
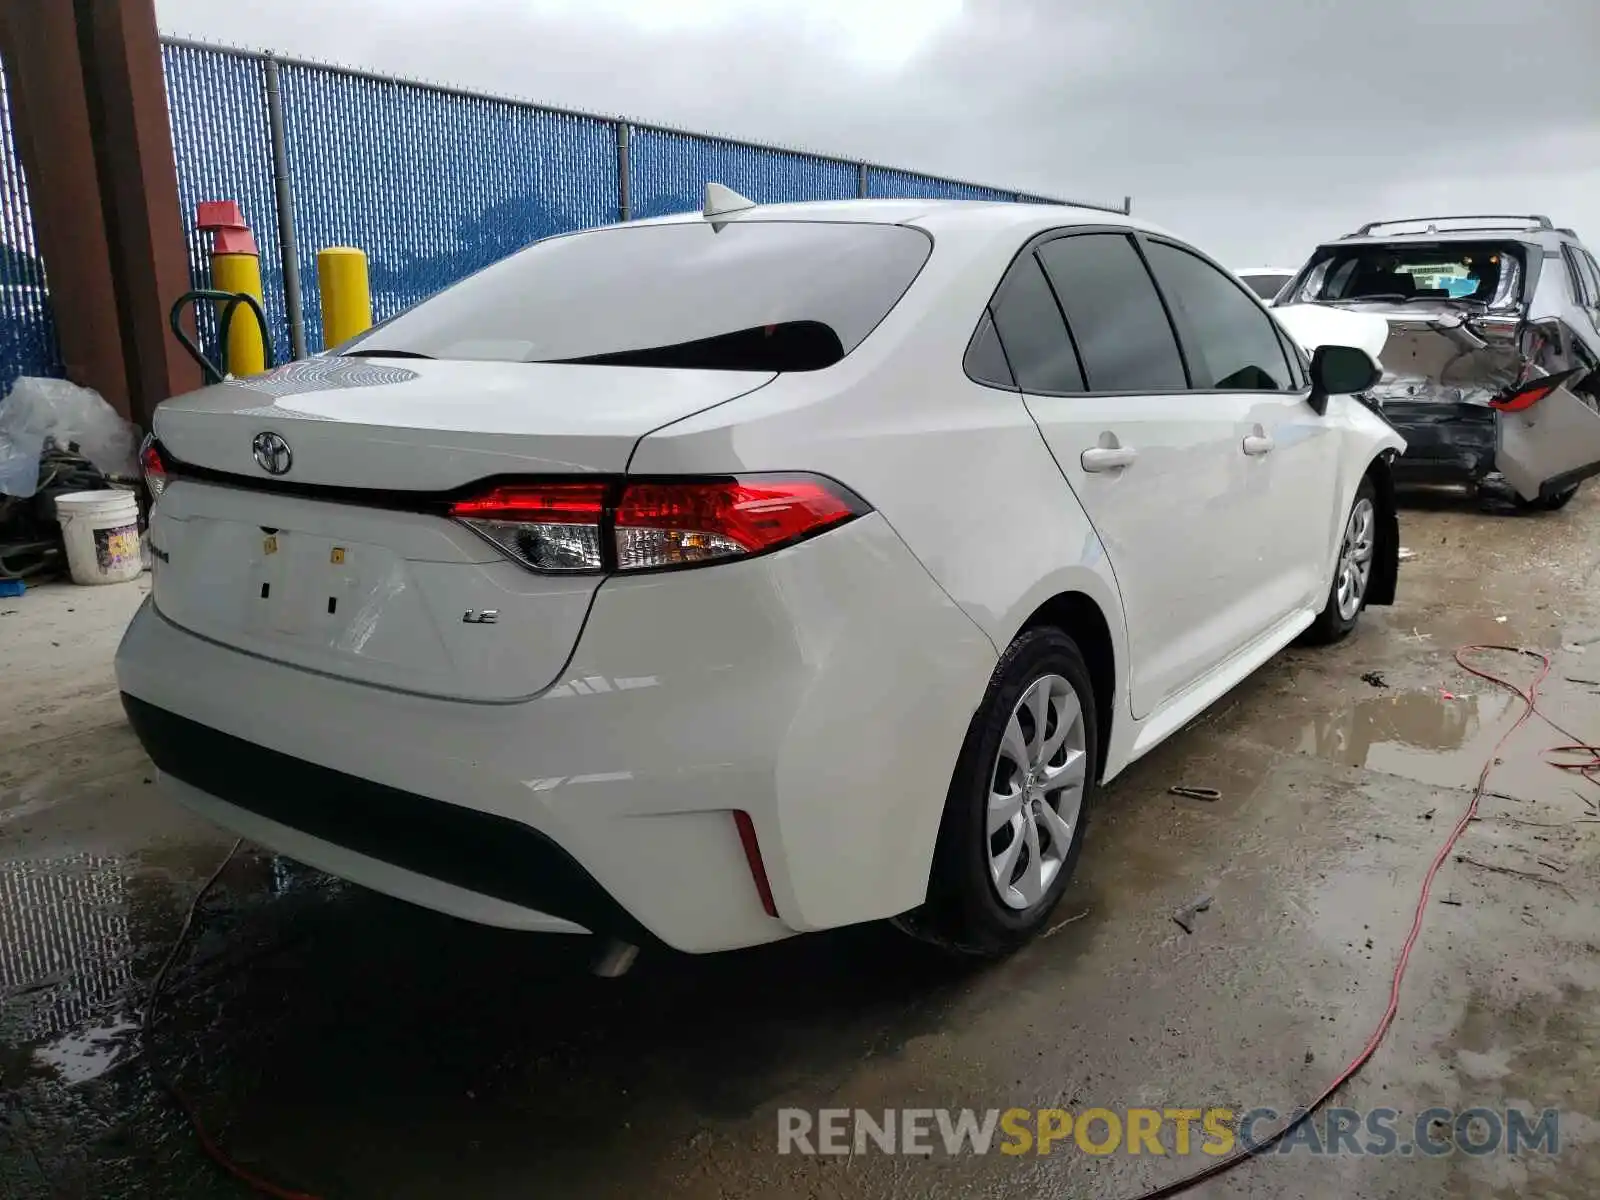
[448, 474, 867, 575]
[614, 477, 861, 571]
[140, 434, 169, 499]
[1490, 367, 1585, 413]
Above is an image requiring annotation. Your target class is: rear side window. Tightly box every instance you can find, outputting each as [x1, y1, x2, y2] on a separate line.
[340, 220, 933, 371]
[964, 310, 1016, 388]
[1143, 241, 1294, 390]
[1037, 234, 1187, 391]
[989, 254, 1085, 393]
[1568, 246, 1600, 306]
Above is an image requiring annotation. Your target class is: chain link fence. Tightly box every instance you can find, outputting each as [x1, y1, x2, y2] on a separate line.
[1, 36, 1129, 389]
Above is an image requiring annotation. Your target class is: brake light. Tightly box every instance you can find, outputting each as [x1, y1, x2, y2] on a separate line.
[448, 475, 868, 574]
[1490, 367, 1585, 413]
[140, 434, 169, 499]
[614, 478, 862, 570]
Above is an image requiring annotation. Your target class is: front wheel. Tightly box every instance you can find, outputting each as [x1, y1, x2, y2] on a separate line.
[900, 628, 1099, 959]
[1301, 477, 1377, 646]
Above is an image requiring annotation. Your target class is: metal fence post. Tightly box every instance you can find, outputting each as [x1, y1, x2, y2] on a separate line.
[857, 162, 869, 199]
[616, 122, 631, 221]
[1124, 195, 1133, 215]
[263, 52, 306, 359]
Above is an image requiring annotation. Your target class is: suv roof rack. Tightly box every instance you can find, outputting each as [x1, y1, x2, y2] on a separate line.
[1344, 214, 1555, 238]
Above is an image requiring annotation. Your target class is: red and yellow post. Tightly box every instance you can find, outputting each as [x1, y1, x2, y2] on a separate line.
[195, 200, 266, 376]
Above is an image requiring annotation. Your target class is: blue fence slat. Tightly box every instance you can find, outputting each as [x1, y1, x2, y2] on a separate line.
[628, 129, 856, 220]
[278, 66, 620, 353]
[0, 55, 64, 397]
[162, 43, 293, 364]
[866, 167, 1017, 203]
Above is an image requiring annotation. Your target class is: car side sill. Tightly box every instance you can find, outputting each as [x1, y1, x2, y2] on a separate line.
[1128, 608, 1316, 760]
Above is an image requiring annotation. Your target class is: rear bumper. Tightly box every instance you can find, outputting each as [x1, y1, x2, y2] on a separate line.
[1383, 401, 1496, 484]
[115, 513, 997, 952]
[124, 694, 646, 940]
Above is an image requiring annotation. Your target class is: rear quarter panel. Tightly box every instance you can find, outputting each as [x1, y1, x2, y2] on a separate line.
[629, 222, 1131, 771]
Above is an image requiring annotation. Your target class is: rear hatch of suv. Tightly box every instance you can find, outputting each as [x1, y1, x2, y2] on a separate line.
[1282, 236, 1600, 500]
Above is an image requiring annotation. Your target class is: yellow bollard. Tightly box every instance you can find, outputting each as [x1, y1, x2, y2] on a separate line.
[196, 201, 266, 376]
[318, 247, 372, 349]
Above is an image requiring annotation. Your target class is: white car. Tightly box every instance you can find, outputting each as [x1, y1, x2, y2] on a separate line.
[117, 190, 1403, 961]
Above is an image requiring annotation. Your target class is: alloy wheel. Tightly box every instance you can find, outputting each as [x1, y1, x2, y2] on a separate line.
[987, 673, 1088, 910]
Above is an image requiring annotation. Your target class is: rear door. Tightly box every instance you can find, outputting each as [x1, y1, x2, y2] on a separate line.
[994, 229, 1260, 718]
[1140, 236, 1338, 616]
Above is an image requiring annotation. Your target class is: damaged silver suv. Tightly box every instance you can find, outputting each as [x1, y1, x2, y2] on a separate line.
[1277, 215, 1600, 510]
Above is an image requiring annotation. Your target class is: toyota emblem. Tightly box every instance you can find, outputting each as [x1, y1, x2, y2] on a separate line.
[252, 431, 293, 476]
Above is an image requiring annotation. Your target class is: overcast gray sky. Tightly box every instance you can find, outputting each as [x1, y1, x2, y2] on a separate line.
[157, 0, 1600, 266]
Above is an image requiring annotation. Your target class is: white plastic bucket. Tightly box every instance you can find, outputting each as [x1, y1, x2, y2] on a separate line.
[55, 489, 143, 585]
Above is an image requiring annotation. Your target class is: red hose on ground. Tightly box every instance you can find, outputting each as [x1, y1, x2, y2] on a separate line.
[1127, 644, 1596, 1199]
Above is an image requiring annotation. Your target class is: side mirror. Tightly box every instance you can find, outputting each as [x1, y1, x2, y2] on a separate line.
[1308, 344, 1382, 415]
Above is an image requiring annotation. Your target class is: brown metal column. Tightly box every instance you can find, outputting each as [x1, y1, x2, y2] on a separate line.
[0, 0, 198, 427]
[0, 0, 130, 416]
[79, 0, 200, 424]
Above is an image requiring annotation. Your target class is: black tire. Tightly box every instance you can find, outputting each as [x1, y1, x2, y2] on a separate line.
[1302, 476, 1378, 646]
[1516, 482, 1580, 512]
[900, 628, 1099, 959]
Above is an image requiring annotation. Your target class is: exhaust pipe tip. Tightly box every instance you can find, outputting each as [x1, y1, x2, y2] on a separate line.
[592, 939, 639, 978]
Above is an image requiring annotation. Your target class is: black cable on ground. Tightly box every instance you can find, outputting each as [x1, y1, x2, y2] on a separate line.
[142, 839, 324, 1200]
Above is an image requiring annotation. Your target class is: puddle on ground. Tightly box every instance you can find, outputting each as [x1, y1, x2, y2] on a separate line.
[32, 1011, 139, 1083]
[1251, 688, 1517, 790]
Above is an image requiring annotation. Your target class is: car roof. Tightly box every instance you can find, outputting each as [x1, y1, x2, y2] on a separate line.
[1235, 266, 1298, 276]
[623, 196, 1173, 242]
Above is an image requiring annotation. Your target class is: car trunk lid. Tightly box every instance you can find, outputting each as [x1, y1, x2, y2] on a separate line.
[148, 356, 774, 701]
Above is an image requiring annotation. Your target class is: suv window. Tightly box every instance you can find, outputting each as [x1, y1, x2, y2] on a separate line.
[1570, 247, 1600, 308]
[989, 253, 1085, 393]
[1037, 234, 1187, 391]
[340, 220, 932, 371]
[1143, 241, 1294, 390]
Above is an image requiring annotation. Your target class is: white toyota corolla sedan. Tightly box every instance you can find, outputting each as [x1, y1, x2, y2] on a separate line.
[117, 190, 1404, 961]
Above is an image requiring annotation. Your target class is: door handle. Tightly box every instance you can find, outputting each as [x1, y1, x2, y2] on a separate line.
[1081, 446, 1138, 472]
[1242, 434, 1275, 456]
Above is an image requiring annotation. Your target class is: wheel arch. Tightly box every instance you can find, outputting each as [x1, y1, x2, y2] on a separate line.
[1364, 451, 1400, 607]
[1020, 591, 1116, 781]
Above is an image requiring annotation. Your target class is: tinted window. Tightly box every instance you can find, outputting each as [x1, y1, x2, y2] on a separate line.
[965, 310, 1016, 388]
[1144, 242, 1294, 390]
[1036, 234, 1186, 391]
[340, 221, 932, 371]
[1241, 273, 1291, 301]
[990, 254, 1085, 393]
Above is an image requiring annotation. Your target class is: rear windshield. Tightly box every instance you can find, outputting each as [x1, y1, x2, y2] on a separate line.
[1240, 273, 1291, 301]
[1287, 240, 1527, 307]
[338, 220, 933, 371]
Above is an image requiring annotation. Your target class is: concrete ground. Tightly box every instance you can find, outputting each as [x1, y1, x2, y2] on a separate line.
[2, 490, 1598, 1200]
